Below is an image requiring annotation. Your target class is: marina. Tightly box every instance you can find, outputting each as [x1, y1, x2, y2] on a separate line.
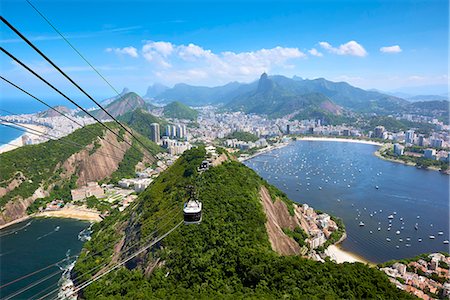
[244, 139, 450, 262]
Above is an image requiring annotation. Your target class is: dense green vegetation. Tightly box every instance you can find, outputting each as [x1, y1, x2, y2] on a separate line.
[85, 195, 112, 213]
[282, 227, 308, 247]
[118, 109, 168, 137]
[225, 131, 259, 142]
[0, 124, 105, 209]
[163, 101, 198, 120]
[74, 148, 412, 299]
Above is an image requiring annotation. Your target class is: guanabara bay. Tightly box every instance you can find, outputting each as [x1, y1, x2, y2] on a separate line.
[0, 0, 448, 299]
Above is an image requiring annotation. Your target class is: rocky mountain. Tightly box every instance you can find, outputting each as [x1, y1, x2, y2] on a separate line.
[163, 101, 198, 120]
[72, 147, 412, 299]
[144, 83, 169, 99]
[101, 88, 130, 106]
[226, 73, 344, 120]
[0, 122, 160, 226]
[37, 105, 72, 118]
[93, 92, 148, 119]
[147, 73, 408, 115]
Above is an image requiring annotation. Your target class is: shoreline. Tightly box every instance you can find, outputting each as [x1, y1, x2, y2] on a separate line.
[0, 207, 101, 230]
[297, 136, 383, 146]
[325, 244, 372, 265]
[374, 144, 447, 174]
[0, 123, 49, 154]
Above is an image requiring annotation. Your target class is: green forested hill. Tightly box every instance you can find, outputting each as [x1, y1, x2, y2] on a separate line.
[163, 101, 198, 120]
[74, 147, 412, 299]
[118, 109, 168, 137]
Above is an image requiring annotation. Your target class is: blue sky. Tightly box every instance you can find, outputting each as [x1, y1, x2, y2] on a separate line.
[1, 0, 448, 100]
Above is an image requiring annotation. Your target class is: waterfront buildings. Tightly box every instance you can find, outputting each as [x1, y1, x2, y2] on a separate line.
[424, 149, 437, 160]
[394, 143, 405, 156]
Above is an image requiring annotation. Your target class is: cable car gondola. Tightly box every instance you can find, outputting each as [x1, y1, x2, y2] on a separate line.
[183, 185, 202, 224]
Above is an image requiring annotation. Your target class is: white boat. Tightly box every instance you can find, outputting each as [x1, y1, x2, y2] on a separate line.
[359, 221, 365, 226]
[418, 238, 422, 242]
[386, 238, 391, 242]
[444, 240, 449, 244]
[388, 215, 394, 219]
[377, 227, 381, 231]
[375, 185, 379, 189]
[396, 231, 400, 235]
[429, 235, 435, 239]
[438, 231, 444, 235]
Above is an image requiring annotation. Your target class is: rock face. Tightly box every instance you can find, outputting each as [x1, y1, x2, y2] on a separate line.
[61, 131, 132, 186]
[259, 186, 301, 255]
[0, 187, 48, 226]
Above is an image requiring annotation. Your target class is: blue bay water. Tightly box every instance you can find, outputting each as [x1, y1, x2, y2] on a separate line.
[244, 140, 450, 263]
[0, 218, 89, 299]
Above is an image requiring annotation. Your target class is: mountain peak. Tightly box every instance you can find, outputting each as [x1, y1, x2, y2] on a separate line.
[257, 72, 274, 93]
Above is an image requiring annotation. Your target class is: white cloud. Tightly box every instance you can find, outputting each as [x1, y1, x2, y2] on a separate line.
[308, 48, 323, 57]
[319, 40, 367, 57]
[139, 41, 306, 84]
[380, 45, 402, 53]
[106, 46, 139, 58]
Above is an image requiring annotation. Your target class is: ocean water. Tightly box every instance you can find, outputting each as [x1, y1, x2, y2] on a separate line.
[0, 218, 89, 299]
[244, 140, 450, 263]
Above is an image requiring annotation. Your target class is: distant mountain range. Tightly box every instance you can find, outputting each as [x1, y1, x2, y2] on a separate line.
[144, 73, 410, 117]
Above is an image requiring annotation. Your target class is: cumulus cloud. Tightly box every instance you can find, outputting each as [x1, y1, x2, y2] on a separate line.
[380, 45, 402, 53]
[308, 48, 323, 57]
[106, 46, 139, 58]
[139, 41, 306, 83]
[319, 41, 367, 57]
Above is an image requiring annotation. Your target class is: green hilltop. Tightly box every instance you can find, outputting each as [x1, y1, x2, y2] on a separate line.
[73, 147, 412, 299]
[163, 101, 198, 121]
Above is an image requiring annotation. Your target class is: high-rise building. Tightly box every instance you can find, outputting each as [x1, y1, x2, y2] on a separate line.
[431, 138, 443, 148]
[393, 143, 404, 156]
[418, 135, 426, 147]
[374, 126, 385, 139]
[181, 124, 187, 138]
[405, 130, 415, 144]
[150, 123, 160, 144]
[165, 125, 172, 137]
[424, 148, 436, 160]
[176, 125, 183, 138]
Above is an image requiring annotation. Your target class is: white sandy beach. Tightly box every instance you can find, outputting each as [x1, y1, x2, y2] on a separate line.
[0, 123, 49, 154]
[325, 244, 369, 264]
[34, 206, 102, 222]
[298, 136, 383, 146]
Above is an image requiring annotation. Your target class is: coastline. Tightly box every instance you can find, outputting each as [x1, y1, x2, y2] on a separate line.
[325, 244, 371, 265]
[374, 144, 447, 174]
[0, 123, 49, 154]
[0, 206, 101, 230]
[298, 136, 383, 146]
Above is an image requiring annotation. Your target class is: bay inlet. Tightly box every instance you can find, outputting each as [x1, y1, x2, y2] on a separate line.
[244, 140, 450, 263]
